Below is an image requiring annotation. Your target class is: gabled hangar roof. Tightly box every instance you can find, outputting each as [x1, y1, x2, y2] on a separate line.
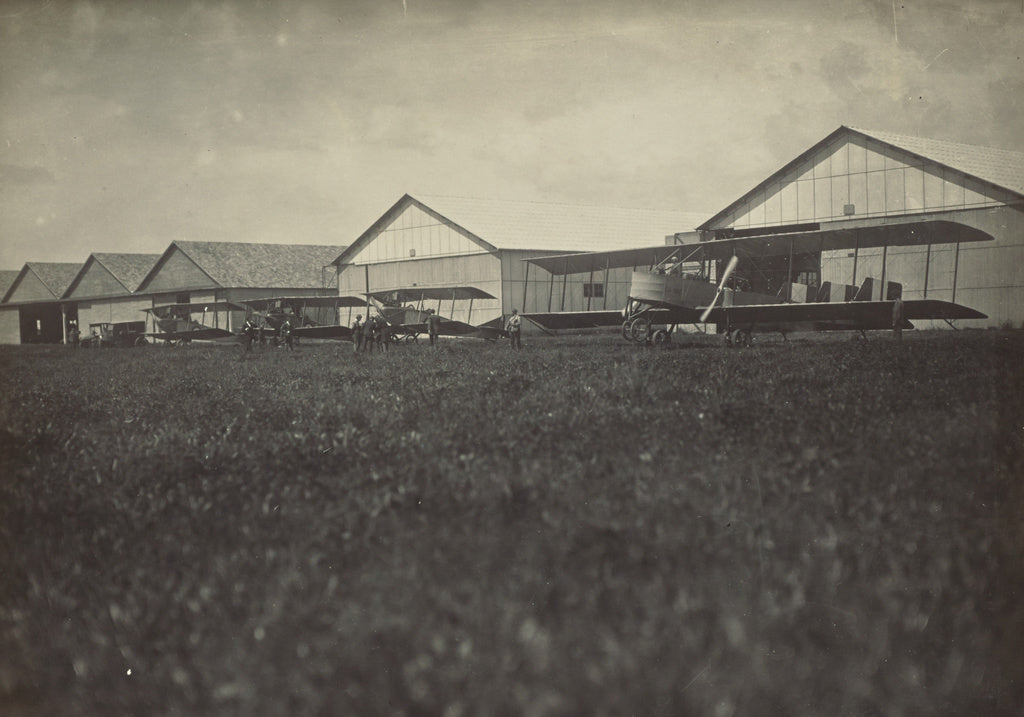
[332, 194, 708, 265]
[850, 127, 1024, 196]
[2, 262, 83, 304]
[699, 126, 1024, 230]
[0, 270, 20, 300]
[63, 252, 162, 299]
[137, 241, 346, 293]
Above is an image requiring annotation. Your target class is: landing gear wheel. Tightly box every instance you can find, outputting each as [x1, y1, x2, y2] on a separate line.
[621, 320, 634, 342]
[652, 329, 670, 347]
[134, 336, 148, 347]
[629, 317, 651, 342]
[731, 329, 752, 348]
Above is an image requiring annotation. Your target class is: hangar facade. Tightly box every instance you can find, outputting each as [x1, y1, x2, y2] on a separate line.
[62, 253, 161, 338]
[0, 262, 83, 344]
[135, 240, 346, 333]
[332, 194, 705, 329]
[694, 127, 1024, 328]
[0, 270, 20, 344]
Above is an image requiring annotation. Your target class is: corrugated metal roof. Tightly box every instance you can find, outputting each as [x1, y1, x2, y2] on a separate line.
[26, 262, 83, 299]
[172, 241, 345, 289]
[411, 194, 708, 253]
[92, 253, 162, 293]
[851, 127, 1024, 196]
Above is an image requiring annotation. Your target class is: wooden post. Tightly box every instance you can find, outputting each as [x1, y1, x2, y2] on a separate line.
[880, 243, 888, 300]
[602, 257, 610, 310]
[560, 258, 568, 311]
[364, 265, 371, 313]
[522, 260, 530, 312]
[586, 266, 594, 311]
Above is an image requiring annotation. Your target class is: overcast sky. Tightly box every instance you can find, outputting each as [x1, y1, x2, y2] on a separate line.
[1, 0, 1022, 267]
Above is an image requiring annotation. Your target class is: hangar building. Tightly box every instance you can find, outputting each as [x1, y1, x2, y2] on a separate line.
[0, 270, 20, 344]
[135, 240, 346, 333]
[694, 127, 1024, 328]
[0, 262, 83, 344]
[62, 253, 162, 337]
[332, 194, 705, 329]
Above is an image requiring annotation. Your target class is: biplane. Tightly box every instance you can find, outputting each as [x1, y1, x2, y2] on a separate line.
[522, 219, 991, 346]
[366, 287, 505, 341]
[240, 296, 364, 342]
[143, 297, 360, 346]
[142, 301, 240, 344]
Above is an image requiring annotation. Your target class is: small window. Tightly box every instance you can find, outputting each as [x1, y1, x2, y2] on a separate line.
[175, 292, 190, 304]
[583, 283, 604, 298]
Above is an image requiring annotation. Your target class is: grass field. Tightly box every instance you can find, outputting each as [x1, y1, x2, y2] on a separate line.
[1, 330, 1022, 716]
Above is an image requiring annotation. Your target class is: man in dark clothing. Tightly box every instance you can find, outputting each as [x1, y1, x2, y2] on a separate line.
[425, 309, 442, 347]
[365, 315, 378, 353]
[505, 309, 522, 350]
[242, 318, 257, 352]
[352, 314, 364, 353]
[375, 314, 391, 353]
[280, 319, 294, 351]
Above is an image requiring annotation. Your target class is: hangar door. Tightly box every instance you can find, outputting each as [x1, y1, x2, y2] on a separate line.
[18, 303, 75, 343]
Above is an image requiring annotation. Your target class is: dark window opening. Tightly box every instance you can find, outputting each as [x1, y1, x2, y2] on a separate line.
[583, 283, 604, 298]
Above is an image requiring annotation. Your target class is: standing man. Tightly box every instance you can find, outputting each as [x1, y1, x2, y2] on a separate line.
[892, 297, 905, 343]
[425, 309, 442, 348]
[505, 309, 522, 350]
[280, 318, 294, 351]
[365, 314, 379, 353]
[242, 318, 257, 351]
[376, 314, 391, 353]
[352, 314, 364, 353]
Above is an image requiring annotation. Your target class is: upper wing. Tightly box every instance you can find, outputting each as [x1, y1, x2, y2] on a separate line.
[243, 296, 367, 312]
[145, 301, 247, 316]
[369, 286, 497, 303]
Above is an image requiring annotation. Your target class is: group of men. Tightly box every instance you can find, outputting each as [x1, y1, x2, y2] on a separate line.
[241, 317, 292, 352]
[350, 308, 523, 351]
[350, 313, 395, 353]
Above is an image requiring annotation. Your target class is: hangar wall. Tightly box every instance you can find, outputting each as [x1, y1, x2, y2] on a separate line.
[504, 251, 636, 315]
[340, 253, 503, 326]
[77, 297, 153, 328]
[0, 307, 19, 344]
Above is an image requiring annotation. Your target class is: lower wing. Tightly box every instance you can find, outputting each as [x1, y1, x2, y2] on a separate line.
[145, 328, 236, 341]
[291, 325, 353, 340]
[704, 299, 986, 330]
